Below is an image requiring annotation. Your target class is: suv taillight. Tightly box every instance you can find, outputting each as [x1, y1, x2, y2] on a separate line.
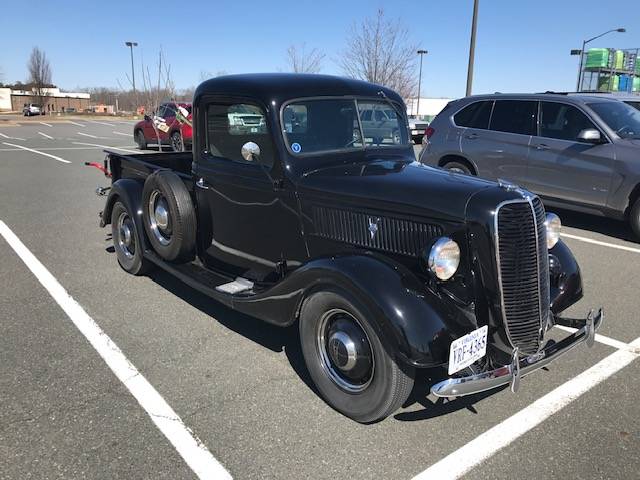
[425, 127, 435, 139]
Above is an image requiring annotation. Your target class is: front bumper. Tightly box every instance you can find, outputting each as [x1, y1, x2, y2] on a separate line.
[430, 308, 603, 397]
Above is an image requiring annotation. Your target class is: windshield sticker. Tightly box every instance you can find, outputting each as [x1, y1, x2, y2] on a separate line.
[291, 142, 302, 153]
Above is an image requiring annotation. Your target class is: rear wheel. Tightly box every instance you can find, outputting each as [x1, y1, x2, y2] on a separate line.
[111, 201, 152, 275]
[135, 130, 147, 150]
[170, 131, 184, 152]
[299, 291, 414, 423]
[629, 197, 640, 239]
[443, 160, 473, 175]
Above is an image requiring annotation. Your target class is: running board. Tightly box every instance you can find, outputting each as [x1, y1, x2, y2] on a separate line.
[215, 277, 254, 294]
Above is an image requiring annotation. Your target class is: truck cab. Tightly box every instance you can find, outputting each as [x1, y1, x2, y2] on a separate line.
[97, 74, 602, 423]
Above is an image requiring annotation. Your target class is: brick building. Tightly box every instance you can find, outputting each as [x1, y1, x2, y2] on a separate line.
[0, 87, 90, 112]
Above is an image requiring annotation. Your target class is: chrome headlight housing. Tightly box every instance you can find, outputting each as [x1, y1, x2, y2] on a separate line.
[427, 237, 461, 281]
[545, 212, 561, 249]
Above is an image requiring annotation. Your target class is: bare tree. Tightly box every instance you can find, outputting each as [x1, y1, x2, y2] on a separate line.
[27, 47, 52, 109]
[286, 44, 325, 73]
[339, 9, 418, 99]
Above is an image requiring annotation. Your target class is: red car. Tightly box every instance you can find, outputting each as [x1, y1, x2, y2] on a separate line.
[134, 102, 193, 151]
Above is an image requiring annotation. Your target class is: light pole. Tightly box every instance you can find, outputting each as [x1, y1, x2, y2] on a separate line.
[416, 49, 428, 118]
[465, 0, 479, 96]
[575, 28, 625, 91]
[125, 41, 138, 110]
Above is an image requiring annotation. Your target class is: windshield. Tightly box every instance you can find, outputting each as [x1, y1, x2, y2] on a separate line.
[282, 98, 409, 155]
[588, 101, 640, 139]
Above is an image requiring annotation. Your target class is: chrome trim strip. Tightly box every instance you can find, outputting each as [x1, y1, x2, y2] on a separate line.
[431, 309, 603, 397]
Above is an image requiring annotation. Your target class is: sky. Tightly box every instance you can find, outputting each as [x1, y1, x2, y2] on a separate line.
[1, 0, 638, 99]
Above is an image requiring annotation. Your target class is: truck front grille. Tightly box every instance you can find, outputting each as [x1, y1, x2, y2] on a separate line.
[313, 206, 442, 257]
[496, 197, 549, 355]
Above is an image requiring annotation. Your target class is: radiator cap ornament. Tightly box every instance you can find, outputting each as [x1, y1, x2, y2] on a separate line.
[368, 217, 380, 239]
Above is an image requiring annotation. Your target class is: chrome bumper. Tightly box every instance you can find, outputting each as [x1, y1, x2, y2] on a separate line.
[430, 308, 603, 398]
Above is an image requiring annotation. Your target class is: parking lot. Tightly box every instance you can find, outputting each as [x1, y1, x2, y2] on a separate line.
[1, 117, 639, 479]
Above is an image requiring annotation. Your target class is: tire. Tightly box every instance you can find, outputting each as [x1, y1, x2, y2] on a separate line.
[111, 201, 152, 275]
[170, 131, 184, 152]
[299, 291, 414, 423]
[135, 130, 147, 150]
[443, 160, 473, 175]
[142, 170, 196, 261]
[630, 197, 640, 239]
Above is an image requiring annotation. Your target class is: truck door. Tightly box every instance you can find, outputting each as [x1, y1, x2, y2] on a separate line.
[193, 100, 307, 281]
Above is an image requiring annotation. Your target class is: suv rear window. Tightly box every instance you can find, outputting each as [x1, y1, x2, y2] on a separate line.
[454, 101, 492, 129]
[490, 100, 537, 136]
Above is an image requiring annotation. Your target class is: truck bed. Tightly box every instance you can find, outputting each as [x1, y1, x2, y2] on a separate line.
[106, 150, 193, 182]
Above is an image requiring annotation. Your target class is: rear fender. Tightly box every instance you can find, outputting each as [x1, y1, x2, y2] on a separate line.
[101, 178, 149, 251]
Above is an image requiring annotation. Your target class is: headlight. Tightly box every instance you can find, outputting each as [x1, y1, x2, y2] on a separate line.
[427, 237, 461, 280]
[545, 213, 561, 249]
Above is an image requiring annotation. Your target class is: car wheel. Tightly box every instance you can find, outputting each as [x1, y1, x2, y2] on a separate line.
[443, 161, 473, 175]
[170, 131, 184, 152]
[142, 170, 196, 262]
[629, 197, 640, 239]
[111, 201, 152, 275]
[299, 290, 415, 423]
[135, 130, 147, 150]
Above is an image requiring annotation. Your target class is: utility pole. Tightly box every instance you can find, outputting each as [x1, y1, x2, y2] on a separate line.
[416, 50, 428, 118]
[465, 0, 479, 96]
[125, 41, 138, 110]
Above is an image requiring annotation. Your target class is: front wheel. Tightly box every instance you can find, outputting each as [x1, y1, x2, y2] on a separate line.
[629, 197, 640, 239]
[299, 291, 414, 423]
[170, 131, 184, 152]
[443, 161, 473, 175]
[135, 130, 147, 150]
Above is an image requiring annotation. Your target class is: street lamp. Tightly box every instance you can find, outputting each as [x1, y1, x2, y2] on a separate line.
[575, 28, 625, 91]
[466, 0, 479, 96]
[125, 41, 138, 109]
[416, 49, 428, 118]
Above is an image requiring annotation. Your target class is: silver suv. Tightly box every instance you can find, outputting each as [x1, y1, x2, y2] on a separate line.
[419, 93, 640, 238]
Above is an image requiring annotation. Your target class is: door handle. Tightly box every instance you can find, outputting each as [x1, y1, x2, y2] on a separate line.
[465, 133, 479, 139]
[534, 144, 550, 151]
[195, 177, 210, 189]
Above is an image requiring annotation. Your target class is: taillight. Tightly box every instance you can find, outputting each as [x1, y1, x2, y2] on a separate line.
[425, 126, 435, 140]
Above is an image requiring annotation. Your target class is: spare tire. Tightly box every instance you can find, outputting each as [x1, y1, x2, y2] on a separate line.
[142, 170, 196, 261]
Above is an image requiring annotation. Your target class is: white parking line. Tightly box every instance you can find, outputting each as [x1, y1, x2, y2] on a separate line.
[0, 132, 10, 139]
[89, 120, 116, 127]
[39, 121, 53, 127]
[0, 221, 232, 480]
[0, 146, 135, 152]
[38, 131, 54, 140]
[67, 121, 86, 127]
[77, 132, 100, 139]
[554, 325, 640, 354]
[112, 131, 131, 136]
[561, 233, 640, 254]
[72, 141, 139, 154]
[412, 336, 640, 480]
[2, 142, 71, 164]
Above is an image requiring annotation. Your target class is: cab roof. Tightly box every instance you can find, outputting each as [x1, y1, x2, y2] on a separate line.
[194, 73, 404, 106]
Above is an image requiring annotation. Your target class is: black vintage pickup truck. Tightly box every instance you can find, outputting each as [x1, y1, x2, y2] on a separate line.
[96, 74, 602, 423]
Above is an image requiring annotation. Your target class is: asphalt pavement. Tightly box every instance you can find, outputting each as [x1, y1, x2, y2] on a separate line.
[1, 115, 638, 479]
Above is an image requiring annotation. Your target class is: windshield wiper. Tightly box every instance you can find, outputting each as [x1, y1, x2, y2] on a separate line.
[377, 90, 406, 122]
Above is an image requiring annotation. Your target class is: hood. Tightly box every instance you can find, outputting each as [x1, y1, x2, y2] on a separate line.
[298, 158, 496, 223]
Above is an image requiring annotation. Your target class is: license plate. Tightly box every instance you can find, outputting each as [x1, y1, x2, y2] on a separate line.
[411, 129, 419, 135]
[448, 325, 488, 375]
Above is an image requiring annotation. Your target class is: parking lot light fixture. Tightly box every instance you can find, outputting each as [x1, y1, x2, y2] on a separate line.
[575, 28, 625, 91]
[125, 41, 138, 110]
[416, 50, 428, 118]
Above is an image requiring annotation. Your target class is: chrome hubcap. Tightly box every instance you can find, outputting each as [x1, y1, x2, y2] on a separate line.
[148, 190, 171, 246]
[317, 309, 374, 393]
[116, 212, 135, 259]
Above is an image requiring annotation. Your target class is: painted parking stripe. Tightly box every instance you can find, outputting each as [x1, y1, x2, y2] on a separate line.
[0, 220, 232, 480]
[554, 325, 640, 354]
[0, 132, 10, 139]
[89, 120, 116, 126]
[412, 336, 640, 480]
[67, 121, 86, 127]
[0, 146, 136, 152]
[2, 142, 70, 164]
[0, 132, 24, 141]
[72, 141, 139, 154]
[112, 131, 131, 136]
[77, 132, 100, 139]
[38, 131, 54, 140]
[39, 121, 53, 127]
[561, 233, 640, 254]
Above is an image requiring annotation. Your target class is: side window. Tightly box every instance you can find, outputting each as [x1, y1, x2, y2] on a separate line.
[454, 101, 492, 129]
[374, 110, 386, 122]
[490, 100, 537, 135]
[540, 102, 597, 142]
[206, 103, 273, 166]
[361, 110, 372, 121]
[163, 104, 176, 117]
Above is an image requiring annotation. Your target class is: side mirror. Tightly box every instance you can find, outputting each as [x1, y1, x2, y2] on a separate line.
[241, 141, 260, 162]
[144, 114, 151, 122]
[577, 128, 602, 144]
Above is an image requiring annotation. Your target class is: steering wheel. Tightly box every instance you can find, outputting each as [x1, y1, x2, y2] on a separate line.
[345, 129, 362, 148]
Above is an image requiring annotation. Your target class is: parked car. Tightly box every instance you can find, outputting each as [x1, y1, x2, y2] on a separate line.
[22, 103, 42, 116]
[95, 74, 601, 423]
[359, 105, 403, 144]
[420, 93, 640, 238]
[407, 115, 429, 143]
[133, 102, 193, 152]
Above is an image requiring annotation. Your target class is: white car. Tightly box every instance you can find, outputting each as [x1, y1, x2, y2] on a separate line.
[23, 104, 42, 116]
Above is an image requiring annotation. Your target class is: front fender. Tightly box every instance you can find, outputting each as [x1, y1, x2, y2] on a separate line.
[101, 178, 149, 250]
[549, 239, 583, 314]
[233, 253, 475, 368]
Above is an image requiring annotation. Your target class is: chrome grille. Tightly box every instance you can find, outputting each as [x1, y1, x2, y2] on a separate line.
[496, 197, 549, 355]
[313, 206, 442, 257]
